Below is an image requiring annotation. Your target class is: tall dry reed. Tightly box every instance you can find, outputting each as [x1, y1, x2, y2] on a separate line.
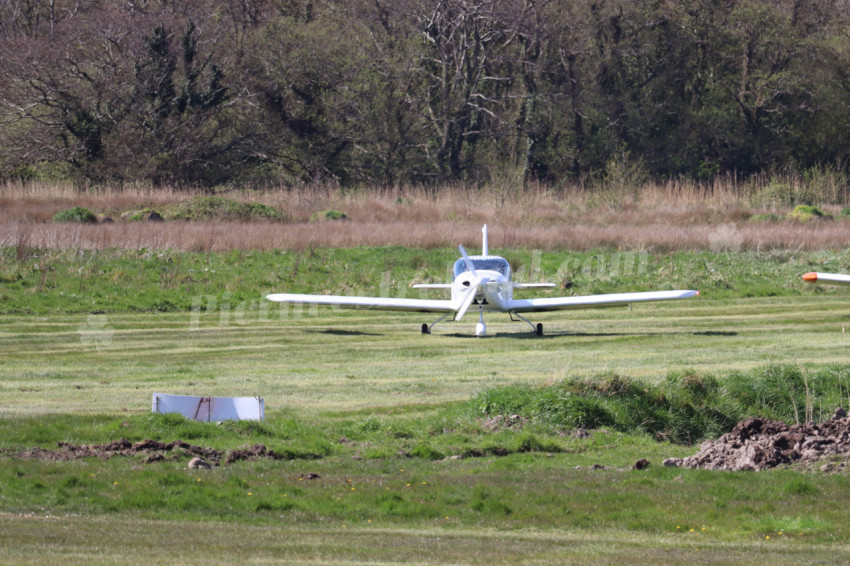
[3, 219, 850, 252]
[2, 180, 849, 251]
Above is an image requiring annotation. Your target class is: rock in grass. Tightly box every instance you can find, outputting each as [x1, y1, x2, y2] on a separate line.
[188, 457, 212, 469]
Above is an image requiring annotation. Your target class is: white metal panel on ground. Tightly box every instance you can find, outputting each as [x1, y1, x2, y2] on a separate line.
[152, 393, 264, 421]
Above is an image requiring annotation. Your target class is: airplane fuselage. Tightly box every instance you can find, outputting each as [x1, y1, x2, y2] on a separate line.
[451, 256, 513, 312]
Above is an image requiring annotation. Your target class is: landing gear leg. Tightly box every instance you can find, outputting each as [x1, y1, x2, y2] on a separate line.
[512, 312, 542, 336]
[423, 312, 452, 334]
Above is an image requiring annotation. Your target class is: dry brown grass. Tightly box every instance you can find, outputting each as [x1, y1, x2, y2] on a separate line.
[5, 219, 850, 252]
[2, 180, 849, 251]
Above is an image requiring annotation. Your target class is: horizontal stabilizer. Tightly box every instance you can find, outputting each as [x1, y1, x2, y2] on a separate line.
[266, 293, 456, 313]
[510, 283, 557, 289]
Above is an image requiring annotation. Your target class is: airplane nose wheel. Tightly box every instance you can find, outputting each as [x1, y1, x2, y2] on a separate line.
[475, 309, 486, 337]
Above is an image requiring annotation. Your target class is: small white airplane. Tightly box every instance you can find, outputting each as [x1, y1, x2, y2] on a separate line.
[267, 225, 699, 336]
[803, 272, 850, 286]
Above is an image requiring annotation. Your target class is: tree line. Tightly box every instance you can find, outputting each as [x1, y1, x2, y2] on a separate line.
[1, 0, 849, 189]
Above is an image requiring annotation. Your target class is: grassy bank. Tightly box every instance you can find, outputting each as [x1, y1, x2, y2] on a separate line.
[2, 245, 849, 315]
[1, 378, 849, 544]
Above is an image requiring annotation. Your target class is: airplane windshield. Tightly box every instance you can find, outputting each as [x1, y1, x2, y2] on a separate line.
[453, 257, 511, 278]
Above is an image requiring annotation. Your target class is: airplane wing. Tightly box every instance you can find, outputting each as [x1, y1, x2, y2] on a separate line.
[507, 290, 698, 312]
[411, 283, 453, 289]
[266, 293, 456, 313]
[802, 272, 850, 286]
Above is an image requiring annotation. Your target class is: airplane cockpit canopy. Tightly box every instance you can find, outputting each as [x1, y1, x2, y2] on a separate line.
[453, 257, 511, 279]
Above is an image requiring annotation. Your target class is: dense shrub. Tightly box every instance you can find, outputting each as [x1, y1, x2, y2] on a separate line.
[749, 213, 781, 223]
[788, 205, 831, 222]
[468, 365, 850, 444]
[309, 210, 348, 222]
[53, 207, 97, 223]
[167, 197, 282, 221]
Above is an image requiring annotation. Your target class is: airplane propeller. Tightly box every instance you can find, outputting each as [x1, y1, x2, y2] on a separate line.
[458, 245, 477, 276]
[456, 245, 488, 321]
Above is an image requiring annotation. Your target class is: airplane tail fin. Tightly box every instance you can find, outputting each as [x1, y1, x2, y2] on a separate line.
[482, 224, 488, 256]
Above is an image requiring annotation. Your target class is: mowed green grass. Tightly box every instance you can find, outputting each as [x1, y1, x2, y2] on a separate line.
[4, 265, 850, 561]
[5, 514, 846, 565]
[1, 295, 849, 415]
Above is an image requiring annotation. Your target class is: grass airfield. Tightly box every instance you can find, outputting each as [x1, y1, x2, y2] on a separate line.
[4, 515, 848, 565]
[3, 293, 850, 563]
[2, 295, 850, 415]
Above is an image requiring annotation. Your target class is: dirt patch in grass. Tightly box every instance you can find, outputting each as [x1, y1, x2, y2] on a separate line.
[5, 439, 282, 467]
[8, 414, 850, 474]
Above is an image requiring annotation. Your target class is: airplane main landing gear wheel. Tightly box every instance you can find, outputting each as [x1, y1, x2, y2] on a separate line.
[423, 312, 450, 335]
[535, 323, 543, 336]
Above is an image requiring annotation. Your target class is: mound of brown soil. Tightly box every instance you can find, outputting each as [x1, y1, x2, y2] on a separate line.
[664, 408, 850, 471]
